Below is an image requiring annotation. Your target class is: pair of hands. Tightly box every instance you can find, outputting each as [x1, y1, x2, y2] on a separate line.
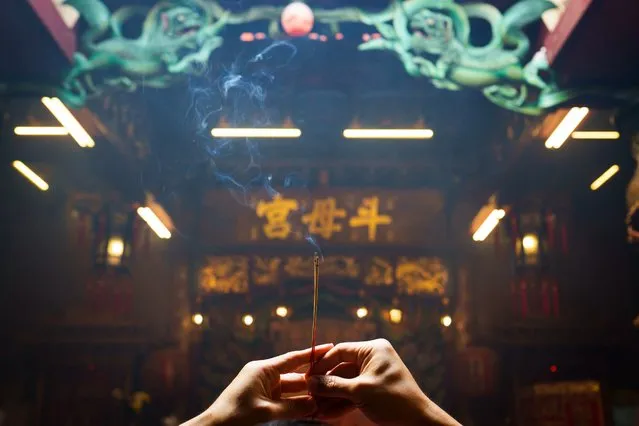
[184, 339, 460, 426]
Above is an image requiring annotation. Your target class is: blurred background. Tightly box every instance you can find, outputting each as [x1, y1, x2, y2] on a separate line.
[1, 0, 639, 424]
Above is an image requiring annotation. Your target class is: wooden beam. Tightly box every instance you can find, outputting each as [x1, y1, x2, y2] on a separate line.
[540, 0, 593, 65]
[27, 0, 76, 61]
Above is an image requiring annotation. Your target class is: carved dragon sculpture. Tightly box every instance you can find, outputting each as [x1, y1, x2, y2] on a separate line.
[53, 0, 637, 115]
[60, 0, 228, 107]
[351, 0, 572, 115]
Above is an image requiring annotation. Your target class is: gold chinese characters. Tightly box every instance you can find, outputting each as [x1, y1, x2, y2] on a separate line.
[255, 195, 393, 242]
[256, 195, 299, 240]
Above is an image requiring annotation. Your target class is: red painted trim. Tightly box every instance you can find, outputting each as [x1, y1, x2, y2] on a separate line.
[542, 0, 593, 65]
[541, 279, 551, 317]
[77, 212, 87, 246]
[552, 282, 560, 317]
[546, 211, 555, 249]
[511, 280, 519, 316]
[27, 0, 76, 61]
[520, 280, 529, 318]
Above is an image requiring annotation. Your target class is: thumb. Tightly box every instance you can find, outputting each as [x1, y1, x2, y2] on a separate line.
[308, 375, 358, 400]
[268, 396, 317, 420]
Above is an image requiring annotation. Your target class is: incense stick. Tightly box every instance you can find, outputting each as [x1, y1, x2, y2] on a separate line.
[309, 252, 320, 372]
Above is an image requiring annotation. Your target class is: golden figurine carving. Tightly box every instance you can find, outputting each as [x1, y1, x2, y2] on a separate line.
[364, 257, 394, 286]
[322, 256, 360, 278]
[252, 257, 282, 286]
[284, 256, 315, 278]
[200, 256, 249, 293]
[395, 257, 448, 295]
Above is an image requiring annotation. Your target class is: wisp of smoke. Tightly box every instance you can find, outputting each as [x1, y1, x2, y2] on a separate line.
[187, 40, 321, 256]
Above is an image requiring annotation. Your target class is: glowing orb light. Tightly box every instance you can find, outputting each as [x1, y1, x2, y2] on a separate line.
[389, 309, 403, 324]
[441, 315, 452, 327]
[192, 313, 204, 326]
[242, 314, 254, 326]
[281, 2, 314, 37]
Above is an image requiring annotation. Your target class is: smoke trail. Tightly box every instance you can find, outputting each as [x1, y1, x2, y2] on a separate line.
[188, 40, 321, 255]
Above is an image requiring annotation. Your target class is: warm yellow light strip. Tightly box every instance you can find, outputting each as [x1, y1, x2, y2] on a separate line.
[12, 160, 49, 191]
[41, 97, 95, 148]
[343, 129, 434, 139]
[590, 165, 620, 191]
[211, 128, 302, 138]
[137, 207, 171, 239]
[472, 209, 506, 242]
[572, 131, 620, 140]
[545, 107, 589, 149]
[14, 126, 69, 136]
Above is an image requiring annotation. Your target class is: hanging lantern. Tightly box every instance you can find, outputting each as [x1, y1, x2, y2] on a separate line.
[93, 205, 136, 272]
[516, 233, 540, 265]
[512, 212, 546, 266]
[507, 206, 565, 319]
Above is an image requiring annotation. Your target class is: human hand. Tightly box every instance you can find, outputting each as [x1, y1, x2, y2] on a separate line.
[183, 344, 333, 426]
[308, 339, 460, 426]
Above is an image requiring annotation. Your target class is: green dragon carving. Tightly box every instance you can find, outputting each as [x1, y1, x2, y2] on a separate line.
[58, 0, 575, 114]
[60, 0, 228, 107]
[354, 0, 569, 115]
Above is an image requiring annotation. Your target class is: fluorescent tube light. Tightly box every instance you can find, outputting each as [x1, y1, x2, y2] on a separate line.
[12, 161, 49, 191]
[545, 107, 589, 149]
[211, 128, 301, 138]
[41, 97, 95, 148]
[572, 131, 620, 140]
[472, 209, 506, 242]
[14, 126, 69, 136]
[343, 129, 434, 139]
[137, 207, 171, 239]
[590, 165, 620, 191]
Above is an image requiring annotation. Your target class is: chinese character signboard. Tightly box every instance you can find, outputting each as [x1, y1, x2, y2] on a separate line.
[200, 189, 445, 247]
[256, 195, 301, 240]
[199, 255, 447, 296]
[254, 194, 393, 242]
